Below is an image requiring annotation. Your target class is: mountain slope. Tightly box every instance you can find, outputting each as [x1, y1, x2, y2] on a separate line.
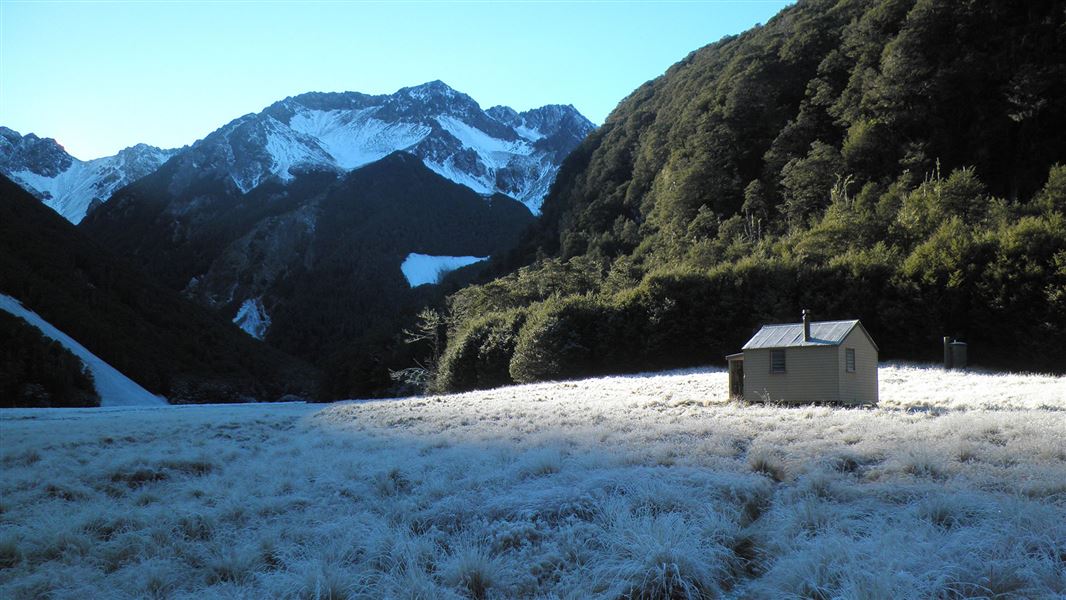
[0, 174, 317, 402]
[0, 294, 165, 407]
[435, 0, 1066, 391]
[0, 309, 100, 408]
[0, 127, 177, 223]
[82, 153, 535, 397]
[145, 81, 593, 214]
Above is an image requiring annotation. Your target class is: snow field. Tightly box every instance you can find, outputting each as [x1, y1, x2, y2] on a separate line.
[288, 108, 431, 171]
[0, 364, 1063, 598]
[401, 253, 488, 287]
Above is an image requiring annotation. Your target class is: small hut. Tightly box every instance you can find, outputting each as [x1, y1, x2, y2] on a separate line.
[726, 310, 878, 405]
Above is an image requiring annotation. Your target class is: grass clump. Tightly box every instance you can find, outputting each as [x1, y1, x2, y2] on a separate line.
[442, 542, 503, 600]
[747, 449, 788, 482]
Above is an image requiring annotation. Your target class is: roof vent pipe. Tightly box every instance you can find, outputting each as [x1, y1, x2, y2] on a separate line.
[802, 309, 811, 341]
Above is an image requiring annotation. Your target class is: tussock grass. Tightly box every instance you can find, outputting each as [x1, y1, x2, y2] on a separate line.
[1, 364, 1064, 598]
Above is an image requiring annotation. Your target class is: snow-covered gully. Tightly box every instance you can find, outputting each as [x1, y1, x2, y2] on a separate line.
[1, 364, 1063, 598]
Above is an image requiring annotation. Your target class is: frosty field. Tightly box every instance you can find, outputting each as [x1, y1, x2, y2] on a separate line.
[1, 364, 1064, 599]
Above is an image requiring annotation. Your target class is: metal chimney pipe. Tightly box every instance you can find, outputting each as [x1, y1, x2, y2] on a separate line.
[802, 309, 811, 341]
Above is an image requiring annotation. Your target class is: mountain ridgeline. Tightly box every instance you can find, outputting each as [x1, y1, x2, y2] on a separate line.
[0, 127, 177, 223]
[433, 0, 1066, 392]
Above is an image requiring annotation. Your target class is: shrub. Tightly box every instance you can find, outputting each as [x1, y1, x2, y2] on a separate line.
[435, 310, 526, 393]
[509, 296, 615, 384]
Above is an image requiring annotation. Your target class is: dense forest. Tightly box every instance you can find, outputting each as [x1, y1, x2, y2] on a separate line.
[0, 175, 317, 403]
[0, 311, 99, 408]
[427, 0, 1066, 392]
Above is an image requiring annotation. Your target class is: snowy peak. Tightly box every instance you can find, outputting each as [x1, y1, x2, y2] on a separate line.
[488, 104, 594, 139]
[0, 127, 74, 178]
[397, 80, 469, 107]
[195, 113, 338, 193]
[0, 127, 178, 223]
[170, 82, 594, 213]
[3, 83, 594, 219]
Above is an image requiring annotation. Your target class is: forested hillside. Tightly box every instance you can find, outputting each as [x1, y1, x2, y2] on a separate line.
[0, 175, 317, 403]
[434, 0, 1066, 391]
[0, 311, 99, 408]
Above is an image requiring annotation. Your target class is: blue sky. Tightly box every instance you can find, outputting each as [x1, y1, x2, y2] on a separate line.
[1, 1, 790, 159]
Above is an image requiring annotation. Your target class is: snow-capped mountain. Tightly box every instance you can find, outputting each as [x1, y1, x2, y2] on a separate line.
[0, 127, 178, 223]
[164, 81, 594, 213]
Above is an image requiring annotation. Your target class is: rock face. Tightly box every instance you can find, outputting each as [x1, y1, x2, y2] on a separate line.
[0, 127, 177, 223]
[159, 81, 594, 214]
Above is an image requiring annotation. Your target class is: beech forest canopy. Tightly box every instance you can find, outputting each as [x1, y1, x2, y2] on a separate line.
[428, 0, 1066, 393]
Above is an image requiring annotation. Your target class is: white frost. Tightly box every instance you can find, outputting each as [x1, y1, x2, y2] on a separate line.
[0, 364, 1063, 598]
[0, 293, 166, 406]
[233, 297, 271, 340]
[400, 253, 487, 287]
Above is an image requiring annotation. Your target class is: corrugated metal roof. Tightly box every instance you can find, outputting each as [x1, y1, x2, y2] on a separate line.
[742, 320, 860, 350]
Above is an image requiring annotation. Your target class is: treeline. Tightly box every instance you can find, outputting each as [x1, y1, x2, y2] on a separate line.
[417, 0, 1066, 392]
[0, 311, 99, 408]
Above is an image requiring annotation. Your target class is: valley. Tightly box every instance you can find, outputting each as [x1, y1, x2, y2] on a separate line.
[3, 1, 1064, 598]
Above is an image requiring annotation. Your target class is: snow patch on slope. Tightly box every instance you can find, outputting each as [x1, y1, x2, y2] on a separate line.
[436, 115, 533, 165]
[263, 123, 331, 184]
[11, 164, 101, 223]
[400, 253, 487, 287]
[421, 159, 494, 195]
[233, 298, 271, 340]
[514, 124, 546, 141]
[289, 108, 432, 169]
[0, 294, 166, 406]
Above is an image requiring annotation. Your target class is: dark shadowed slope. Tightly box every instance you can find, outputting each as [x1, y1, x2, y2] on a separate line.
[0, 174, 317, 403]
[81, 152, 534, 398]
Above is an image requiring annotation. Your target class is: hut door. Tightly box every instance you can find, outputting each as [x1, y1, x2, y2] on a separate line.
[729, 359, 744, 398]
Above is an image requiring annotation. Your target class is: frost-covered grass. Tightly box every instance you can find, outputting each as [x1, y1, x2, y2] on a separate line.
[1, 364, 1064, 599]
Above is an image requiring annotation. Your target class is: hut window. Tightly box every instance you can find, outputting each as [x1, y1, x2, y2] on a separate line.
[846, 348, 856, 372]
[770, 350, 786, 374]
